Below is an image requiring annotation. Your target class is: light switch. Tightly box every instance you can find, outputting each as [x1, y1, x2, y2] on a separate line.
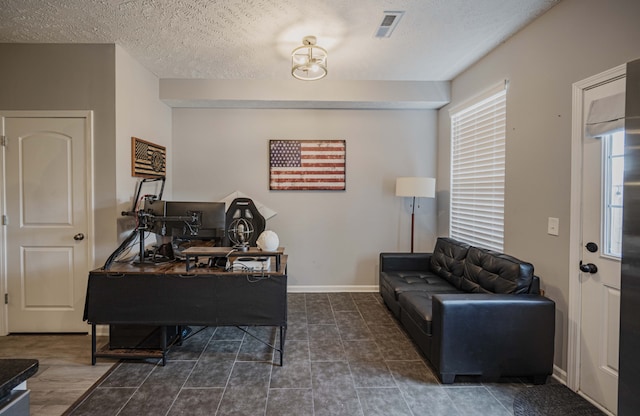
[548, 217, 559, 236]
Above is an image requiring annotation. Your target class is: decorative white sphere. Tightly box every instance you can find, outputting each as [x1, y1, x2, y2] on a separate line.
[256, 230, 279, 251]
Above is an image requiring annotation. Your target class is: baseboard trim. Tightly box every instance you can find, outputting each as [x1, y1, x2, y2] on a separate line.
[287, 285, 379, 293]
[552, 364, 567, 384]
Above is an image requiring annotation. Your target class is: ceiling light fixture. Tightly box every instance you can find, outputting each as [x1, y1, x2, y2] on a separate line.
[291, 36, 328, 81]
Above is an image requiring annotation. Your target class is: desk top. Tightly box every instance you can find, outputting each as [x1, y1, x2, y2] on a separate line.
[93, 254, 287, 276]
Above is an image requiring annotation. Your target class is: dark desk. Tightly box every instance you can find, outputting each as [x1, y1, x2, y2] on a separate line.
[83, 256, 287, 365]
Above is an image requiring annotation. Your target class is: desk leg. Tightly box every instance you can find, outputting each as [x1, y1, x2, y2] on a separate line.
[91, 324, 97, 365]
[279, 326, 286, 366]
[161, 326, 167, 366]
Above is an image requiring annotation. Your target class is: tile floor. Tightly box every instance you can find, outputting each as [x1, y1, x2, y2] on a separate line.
[65, 292, 543, 416]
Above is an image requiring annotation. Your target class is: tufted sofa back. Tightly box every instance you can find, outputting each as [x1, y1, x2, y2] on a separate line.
[430, 237, 470, 289]
[461, 247, 534, 294]
[429, 237, 535, 294]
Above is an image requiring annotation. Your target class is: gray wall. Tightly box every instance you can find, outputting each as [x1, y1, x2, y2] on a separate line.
[115, 45, 173, 241]
[437, 0, 640, 373]
[0, 43, 118, 264]
[172, 108, 438, 289]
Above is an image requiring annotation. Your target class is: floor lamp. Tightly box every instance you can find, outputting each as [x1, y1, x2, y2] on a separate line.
[396, 177, 436, 253]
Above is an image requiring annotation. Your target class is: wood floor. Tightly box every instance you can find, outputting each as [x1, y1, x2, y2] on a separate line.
[0, 333, 116, 416]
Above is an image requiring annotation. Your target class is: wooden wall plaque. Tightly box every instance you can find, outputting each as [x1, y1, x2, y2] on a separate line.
[131, 137, 166, 178]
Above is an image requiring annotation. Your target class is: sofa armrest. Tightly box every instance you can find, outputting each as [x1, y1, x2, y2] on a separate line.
[431, 294, 555, 382]
[380, 252, 432, 273]
[529, 276, 541, 294]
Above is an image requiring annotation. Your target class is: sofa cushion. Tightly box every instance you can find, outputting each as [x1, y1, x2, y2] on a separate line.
[380, 270, 445, 299]
[398, 283, 461, 336]
[430, 237, 470, 289]
[461, 247, 534, 294]
[399, 291, 434, 335]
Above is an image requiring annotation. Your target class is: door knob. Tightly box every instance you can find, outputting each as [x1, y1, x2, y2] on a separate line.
[579, 261, 598, 274]
[73, 233, 85, 241]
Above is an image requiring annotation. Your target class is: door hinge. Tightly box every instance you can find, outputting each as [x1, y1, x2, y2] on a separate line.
[1, 215, 6, 225]
[0, 136, 6, 146]
[4, 294, 7, 305]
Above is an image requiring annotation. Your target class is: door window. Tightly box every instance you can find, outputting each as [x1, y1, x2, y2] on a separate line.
[603, 130, 625, 258]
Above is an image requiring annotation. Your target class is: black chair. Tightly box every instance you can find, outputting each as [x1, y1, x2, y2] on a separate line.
[224, 197, 265, 247]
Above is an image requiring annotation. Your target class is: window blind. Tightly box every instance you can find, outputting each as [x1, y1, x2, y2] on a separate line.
[585, 92, 625, 137]
[450, 83, 507, 251]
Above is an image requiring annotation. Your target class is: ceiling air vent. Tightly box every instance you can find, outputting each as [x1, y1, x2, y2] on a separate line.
[375, 11, 405, 38]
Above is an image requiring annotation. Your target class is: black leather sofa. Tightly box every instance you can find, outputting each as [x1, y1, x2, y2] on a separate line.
[380, 237, 555, 384]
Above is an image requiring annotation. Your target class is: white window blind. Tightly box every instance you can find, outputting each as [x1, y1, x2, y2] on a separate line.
[449, 82, 507, 251]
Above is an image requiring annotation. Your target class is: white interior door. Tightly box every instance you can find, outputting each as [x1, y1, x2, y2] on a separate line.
[3, 115, 91, 333]
[579, 77, 625, 414]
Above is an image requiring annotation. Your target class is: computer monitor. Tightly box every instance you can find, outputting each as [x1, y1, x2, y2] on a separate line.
[146, 200, 226, 241]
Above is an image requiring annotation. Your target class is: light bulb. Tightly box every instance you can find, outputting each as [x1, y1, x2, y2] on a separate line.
[293, 54, 308, 65]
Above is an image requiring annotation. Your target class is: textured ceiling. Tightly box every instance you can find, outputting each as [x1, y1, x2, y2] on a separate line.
[0, 0, 559, 81]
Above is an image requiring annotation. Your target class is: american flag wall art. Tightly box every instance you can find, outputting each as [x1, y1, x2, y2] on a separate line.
[269, 140, 346, 190]
[131, 137, 166, 178]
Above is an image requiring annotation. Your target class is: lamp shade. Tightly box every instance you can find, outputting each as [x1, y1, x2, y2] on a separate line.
[396, 177, 436, 198]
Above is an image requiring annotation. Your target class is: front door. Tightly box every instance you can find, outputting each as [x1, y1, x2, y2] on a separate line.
[2, 115, 91, 333]
[579, 77, 625, 414]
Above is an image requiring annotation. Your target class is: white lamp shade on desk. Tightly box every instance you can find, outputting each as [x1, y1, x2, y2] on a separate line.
[396, 177, 436, 198]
